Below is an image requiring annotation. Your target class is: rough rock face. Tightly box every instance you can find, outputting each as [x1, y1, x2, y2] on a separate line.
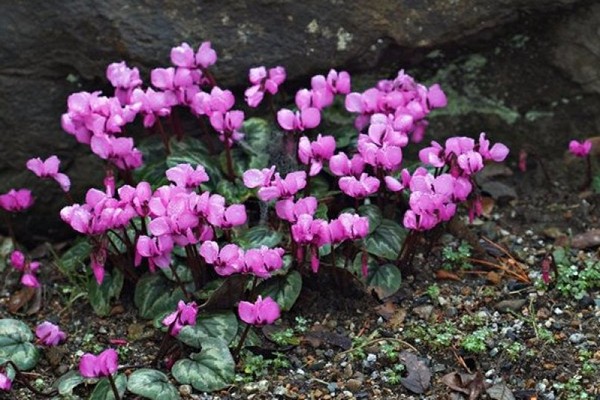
[0, 0, 587, 240]
[552, 3, 600, 95]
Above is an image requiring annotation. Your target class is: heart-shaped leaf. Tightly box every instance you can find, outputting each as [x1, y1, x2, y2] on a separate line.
[172, 338, 235, 392]
[58, 240, 92, 272]
[256, 270, 302, 311]
[240, 117, 271, 169]
[167, 137, 222, 186]
[134, 273, 185, 320]
[365, 219, 407, 260]
[53, 370, 85, 396]
[89, 374, 127, 400]
[357, 204, 382, 234]
[177, 311, 238, 348]
[88, 269, 124, 317]
[0, 238, 15, 272]
[235, 226, 282, 249]
[366, 263, 402, 299]
[0, 319, 39, 370]
[127, 369, 180, 400]
[160, 260, 193, 283]
[215, 179, 253, 204]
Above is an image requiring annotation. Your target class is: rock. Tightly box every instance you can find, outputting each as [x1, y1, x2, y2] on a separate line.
[345, 378, 363, 393]
[0, 0, 587, 238]
[494, 299, 527, 312]
[179, 385, 192, 396]
[553, 3, 600, 95]
[480, 181, 518, 204]
[413, 304, 434, 320]
[569, 332, 586, 344]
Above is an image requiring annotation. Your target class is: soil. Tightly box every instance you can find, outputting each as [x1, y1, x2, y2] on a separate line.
[2, 10, 600, 400]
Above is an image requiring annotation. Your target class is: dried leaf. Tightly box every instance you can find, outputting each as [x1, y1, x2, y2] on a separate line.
[435, 270, 461, 281]
[486, 383, 516, 400]
[570, 229, 600, 249]
[389, 307, 407, 330]
[8, 286, 35, 314]
[399, 351, 431, 394]
[200, 274, 249, 311]
[486, 271, 502, 285]
[25, 286, 42, 315]
[441, 371, 486, 400]
[375, 301, 397, 320]
[304, 327, 351, 350]
[480, 196, 495, 218]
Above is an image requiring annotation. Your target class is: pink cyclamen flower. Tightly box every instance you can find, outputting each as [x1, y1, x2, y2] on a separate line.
[199, 241, 245, 276]
[196, 41, 217, 69]
[26, 155, 71, 192]
[0, 189, 34, 212]
[243, 246, 285, 278]
[277, 108, 321, 131]
[162, 300, 198, 336]
[569, 139, 592, 158]
[35, 321, 67, 346]
[298, 134, 336, 176]
[79, 348, 118, 378]
[0, 371, 11, 391]
[166, 163, 209, 189]
[238, 295, 280, 325]
[338, 173, 380, 198]
[9, 250, 40, 288]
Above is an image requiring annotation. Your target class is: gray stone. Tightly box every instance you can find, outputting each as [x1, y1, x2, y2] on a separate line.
[568, 332, 586, 344]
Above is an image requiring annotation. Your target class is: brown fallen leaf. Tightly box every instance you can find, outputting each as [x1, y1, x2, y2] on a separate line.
[399, 351, 431, 394]
[8, 286, 36, 314]
[441, 371, 486, 400]
[480, 196, 495, 218]
[388, 307, 407, 330]
[435, 270, 461, 281]
[486, 271, 502, 285]
[570, 229, 600, 249]
[486, 383, 516, 400]
[375, 301, 397, 320]
[303, 326, 352, 350]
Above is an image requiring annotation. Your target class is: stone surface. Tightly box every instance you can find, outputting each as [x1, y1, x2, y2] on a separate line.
[0, 0, 591, 239]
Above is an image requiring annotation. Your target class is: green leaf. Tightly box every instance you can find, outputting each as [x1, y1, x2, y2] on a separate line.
[219, 148, 249, 178]
[365, 219, 407, 260]
[172, 338, 235, 392]
[59, 240, 92, 272]
[256, 270, 302, 311]
[88, 269, 124, 317]
[90, 374, 127, 400]
[215, 179, 253, 204]
[134, 273, 185, 320]
[235, 225, 282, 249]
[0, 237, 14, 272]
[0, 319, 39, 370]
[240, 117, 271, 169]
[310, 175, 332, 200]
[161, 260, 193, 283]
[357, 204, 383, 234]
[127, 369, 181, 400]
[177, 311, 238, 348]
[53, 370, 85, 396]
[366, 263, 402, 298]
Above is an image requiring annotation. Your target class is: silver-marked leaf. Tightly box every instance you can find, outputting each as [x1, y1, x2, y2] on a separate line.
[365, 219, 407, 260]
[236, 225, 282, 249]
[127, 368, 181, 400]
[357, 204, 383, 234]
[0, 238, 14, 272]
[177, 311, 238, 348]
[58, 240, 91, 272]
[256, 270, 302, 311]
[134, 273, 185, 320]
[167, 137, 222, 186]
[161, 260, 193, 283]
[172, 338, 235, 392]
[90, 374, 127, 400]
[240, 117, 271, 169]
[366, 263, 402, 299]
[53, 370, 85, 396]
[88, 269, 124, 317]
[0, 319, 39, 370]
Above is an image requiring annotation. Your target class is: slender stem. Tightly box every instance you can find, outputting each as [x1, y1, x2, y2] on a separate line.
[233, 323, 251, 363]
[169, 263, 190, 300]
[153, 317, 177, 366]
[303, 162, 312, 197]
[584, 154, 592, 189]
[106, 374, 121, 400]
[156, 118, 171, 155]
[224, 132, 236, 180]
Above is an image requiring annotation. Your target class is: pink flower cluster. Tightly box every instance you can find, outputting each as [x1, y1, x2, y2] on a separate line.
[26, 155, 71, 192]
[277, 69, 350, 132]
[199, 241, 284, 278]
[162, 300, 198, 336]
[298, 134, 336, 176]
[0, 371, 11, 391]
[9, 250, 40, 287]
[245, 66, 286, 107]
[0, 189, 34, 212]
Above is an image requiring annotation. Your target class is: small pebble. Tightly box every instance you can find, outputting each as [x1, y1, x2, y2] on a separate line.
[569, 333, 585, 344]
[179, 385, 192, 396]
[553, 307, 563, 315]
[345, 378, 363, 392]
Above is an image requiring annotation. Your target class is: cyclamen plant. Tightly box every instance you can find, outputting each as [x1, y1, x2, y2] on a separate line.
[0, 40, 510, 398]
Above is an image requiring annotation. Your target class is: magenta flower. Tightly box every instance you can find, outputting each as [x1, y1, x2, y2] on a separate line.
[338, 173, 380, 198]
[79, 348, 118, 378]
[298, 134, 336, 176]
[329, 152, 365, 177]
[0, 371, 11, 391]
[245, 66, 286, 107]
[162, 300, 198, 336]
[243, 168, 307, 202]
[199, 241, 245, 276]
[209, 110, 245, 145]
[166, 163, 209, 189]
[9, 250, 40, 288]
[569, 139, 592, 158]
[243, 246, 285, 278]
[195, 41, 217, 69]
[329, 213, 369, 243]
[277, 108, 321, 131]
[238, 296, 280, 325]
[135, 235, 174, 271]
[0, 189, 34, 212]
[26, 155, 71, 192]
[106, 61, 142, 105]
[90, 135, 143, 170]
[275, 196, 317, 223]
[35, 321, 67, 347]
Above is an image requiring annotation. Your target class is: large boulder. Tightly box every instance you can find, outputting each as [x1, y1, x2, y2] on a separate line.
[0, 0, 589, 240]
